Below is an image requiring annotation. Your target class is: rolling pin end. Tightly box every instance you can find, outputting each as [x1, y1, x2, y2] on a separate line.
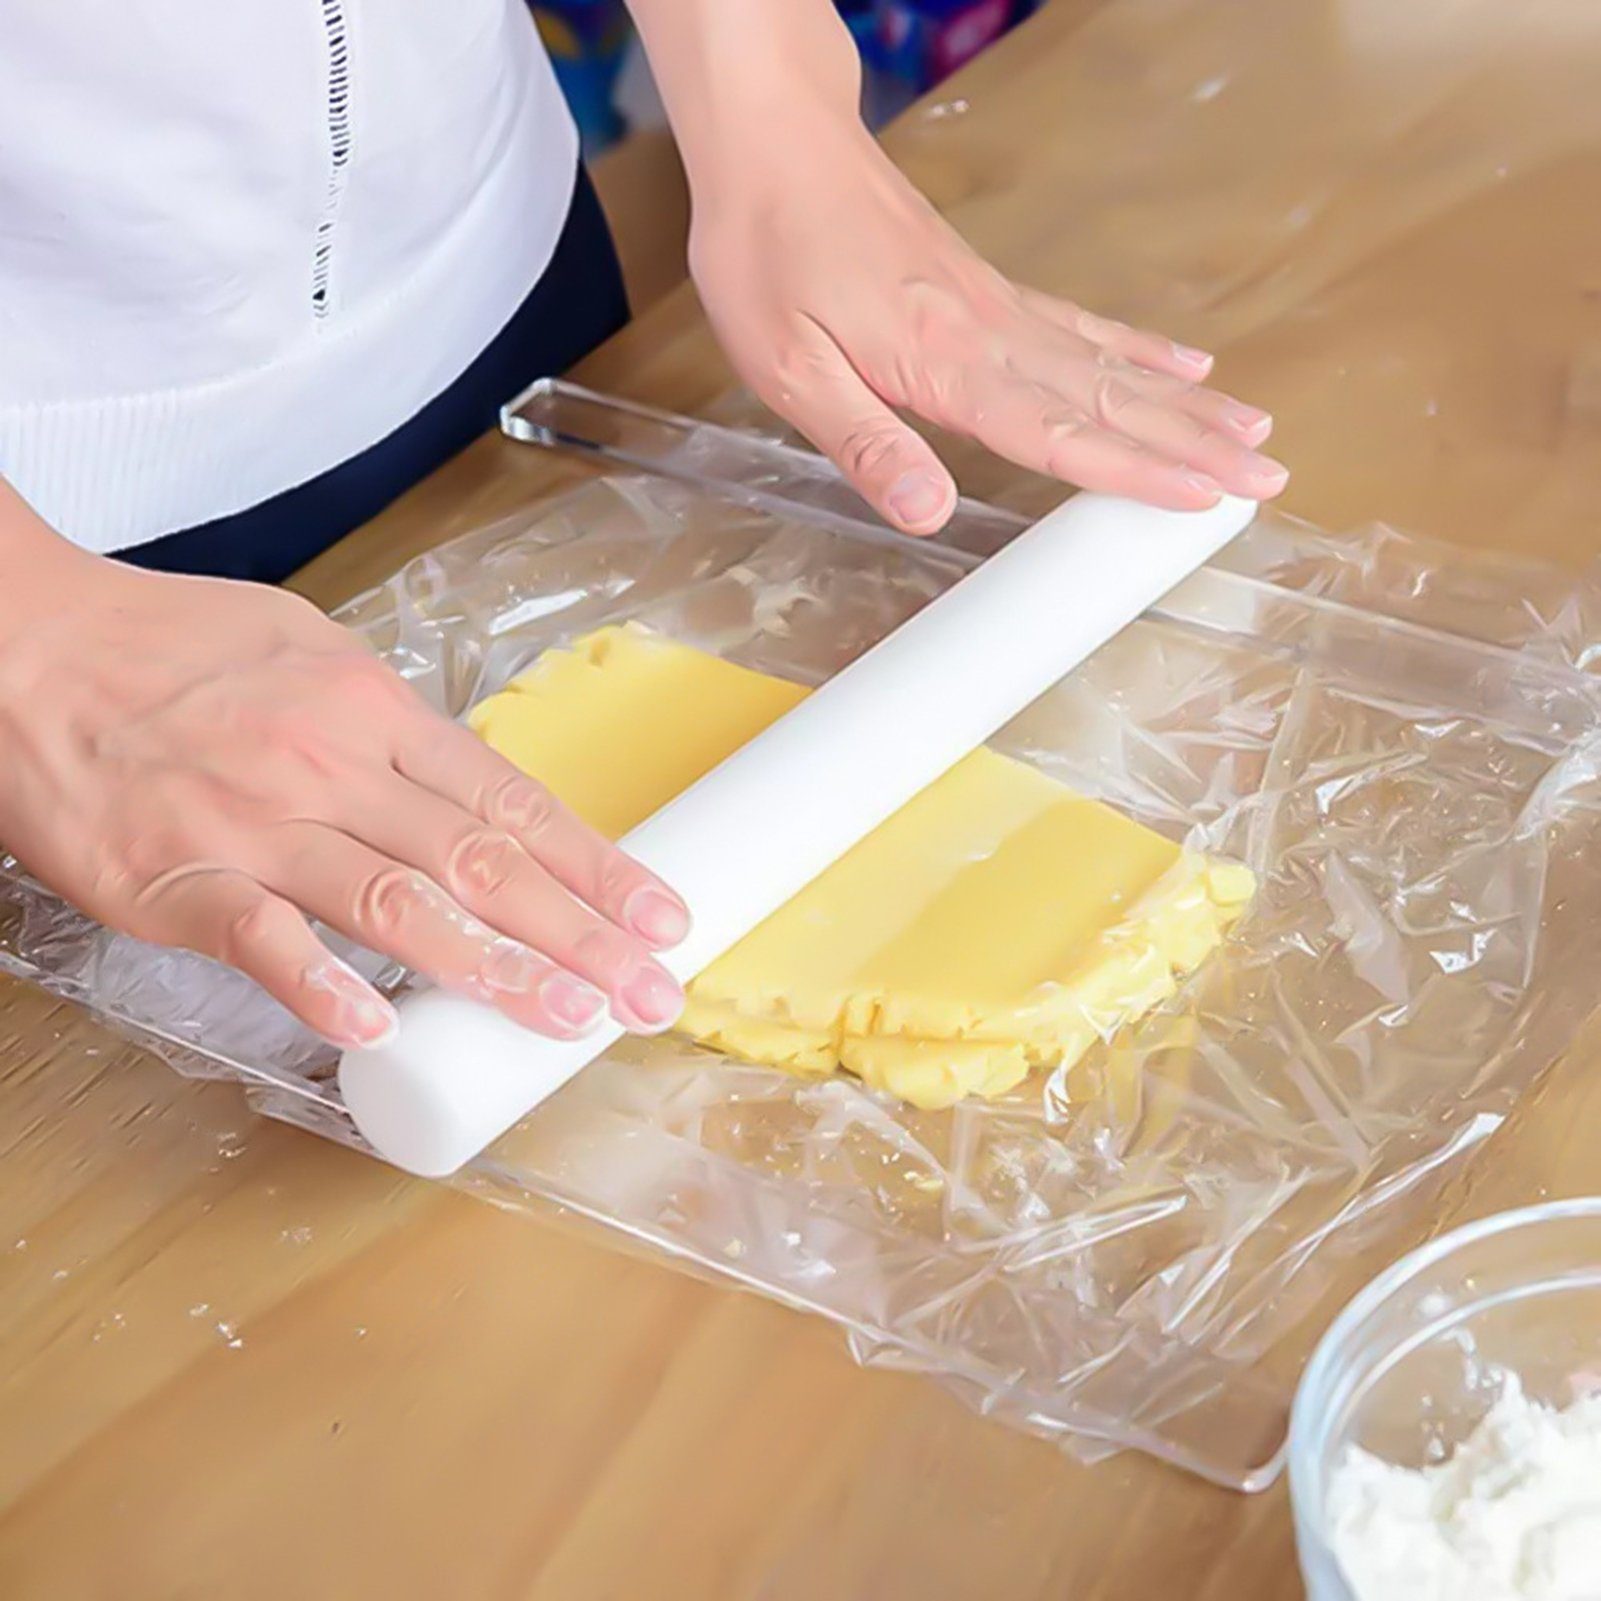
[338, 987, 610, 1177]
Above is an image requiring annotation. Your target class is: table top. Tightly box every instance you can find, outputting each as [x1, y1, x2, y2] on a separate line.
[4, 2, 1601, 1595]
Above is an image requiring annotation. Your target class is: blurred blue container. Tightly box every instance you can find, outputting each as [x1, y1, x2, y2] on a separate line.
[530, 0, 633, 154]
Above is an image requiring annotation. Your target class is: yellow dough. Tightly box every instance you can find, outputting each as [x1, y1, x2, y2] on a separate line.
[469, 624, 1254, 1109]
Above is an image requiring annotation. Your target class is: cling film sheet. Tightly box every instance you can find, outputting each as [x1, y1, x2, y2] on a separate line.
[3, 430, 1598, 1488]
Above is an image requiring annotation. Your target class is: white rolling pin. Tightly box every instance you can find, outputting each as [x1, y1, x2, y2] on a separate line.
[340, 490, 1256, 1176]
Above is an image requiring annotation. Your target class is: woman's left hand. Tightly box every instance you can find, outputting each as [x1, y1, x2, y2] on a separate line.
[687, 115, 1287, 536]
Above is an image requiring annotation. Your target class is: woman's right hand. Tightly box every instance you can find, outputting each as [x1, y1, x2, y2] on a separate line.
[0, 500, 691, 1051]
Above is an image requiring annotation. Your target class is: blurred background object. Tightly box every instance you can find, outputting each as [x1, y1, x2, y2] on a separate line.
[529, 0, 636, 154]
[859, 0, 1044, 123]
[531, 0, 1041, 153]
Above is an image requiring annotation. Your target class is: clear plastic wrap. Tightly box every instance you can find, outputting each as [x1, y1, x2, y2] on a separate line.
[4, 394, 1599, 1490]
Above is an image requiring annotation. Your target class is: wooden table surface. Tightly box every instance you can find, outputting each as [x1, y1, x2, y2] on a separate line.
[5, 2, 1601, 1596]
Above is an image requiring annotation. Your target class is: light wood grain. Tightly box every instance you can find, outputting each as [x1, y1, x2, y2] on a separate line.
[5, 2, 1601, 1596]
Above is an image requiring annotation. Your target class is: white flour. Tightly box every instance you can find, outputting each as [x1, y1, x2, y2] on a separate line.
[1327, 1378, 1601, 1601]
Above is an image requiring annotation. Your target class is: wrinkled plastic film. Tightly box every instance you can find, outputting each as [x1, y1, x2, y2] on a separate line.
[3, 421, 1600, 1488]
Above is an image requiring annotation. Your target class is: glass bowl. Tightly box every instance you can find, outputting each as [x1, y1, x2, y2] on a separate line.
[1289, 1198, 1601, 1601]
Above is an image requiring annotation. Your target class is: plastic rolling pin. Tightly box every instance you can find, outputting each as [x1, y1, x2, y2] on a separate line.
[339, 490, 1257, 1176]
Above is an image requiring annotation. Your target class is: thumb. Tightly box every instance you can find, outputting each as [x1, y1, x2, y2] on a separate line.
[753, 330, 958, 536]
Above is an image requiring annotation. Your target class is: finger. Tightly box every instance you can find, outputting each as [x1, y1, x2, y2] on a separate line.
[1108, 359, 1275, 448]
[1016, 287, 1215, 382]
[138, 868, 398, 1049]
[1013, 293, 1275, 446]
[1005, 317, 1276, 456]
[259, 822, 683, 1037]
[257, 825, 609, 1038]
[1069, 365, 1289, 498]
[756, 323, 957, 535]
[315, 782, 685, 1032]
[392, 718, 690, 949]
[942, 371, 1229, 509]
[963, 338, 1286, 500]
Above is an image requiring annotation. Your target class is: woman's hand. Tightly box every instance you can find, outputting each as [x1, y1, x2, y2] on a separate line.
[691, 121, 1286, 535]
[629, 0, 1286, 534]
[0, 508, 690, 1051]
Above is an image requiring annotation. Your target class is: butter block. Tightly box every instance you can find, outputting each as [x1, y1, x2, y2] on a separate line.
[469, 624, 1253, 1109]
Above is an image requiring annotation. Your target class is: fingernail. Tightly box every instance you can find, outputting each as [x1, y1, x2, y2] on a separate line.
[624, 885, 691, 947]
[619, 965, 685, 1031]
[343, 994, 399, 1049]
[1224, 401, 1273, 439]
[357, 1001, 400, 1047]
[479, 939, 542, 994]
[1246, 455, 1290, 492]
[308, 959, 400, 1049]
[1181, 472, 1223, 500]
[887, 471, 951, 529]
[1172, 341, 1213, 372]
[541, 972, 606, 1031]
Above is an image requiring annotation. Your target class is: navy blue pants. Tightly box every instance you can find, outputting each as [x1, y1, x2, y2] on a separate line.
[119, 167, 627, 584]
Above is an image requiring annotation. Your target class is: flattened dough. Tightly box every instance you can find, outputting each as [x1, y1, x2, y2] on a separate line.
[469, 624, 1253, 1108]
